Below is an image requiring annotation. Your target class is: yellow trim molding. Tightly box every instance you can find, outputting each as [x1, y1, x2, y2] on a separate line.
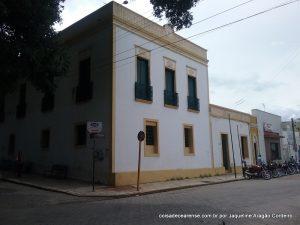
[114, 167, 227, 186]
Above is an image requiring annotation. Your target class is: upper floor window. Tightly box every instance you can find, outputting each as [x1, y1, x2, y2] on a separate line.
[76, 57, 93, 103]
[164, 58, 178, 108]
[187, 75, 199, 111]
[41, 92, 55, 113]
[135, 47, 152, 103]
[16, 83, 27, 119]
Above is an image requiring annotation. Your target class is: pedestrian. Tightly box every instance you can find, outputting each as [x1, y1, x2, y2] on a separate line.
[257, 154, 262, 165]
[15, 151, 23, 177]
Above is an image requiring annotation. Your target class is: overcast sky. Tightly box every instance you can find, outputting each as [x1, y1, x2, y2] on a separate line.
[55, 0, 300, 121]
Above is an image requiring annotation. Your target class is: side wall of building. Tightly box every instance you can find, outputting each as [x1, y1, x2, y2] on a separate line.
[0, 23, 113, 184]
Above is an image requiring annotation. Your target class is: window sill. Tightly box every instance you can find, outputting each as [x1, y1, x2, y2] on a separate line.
[164, 104, 178, 109]
[188, 108, 200, 113]
[135, 98, 152, 104]
[144, 152, 160, 157]
[75, 99, 92, 105]
[144, 147, 159, 157]
[75, 145, 87, 149]
[184, 148, 195, 156]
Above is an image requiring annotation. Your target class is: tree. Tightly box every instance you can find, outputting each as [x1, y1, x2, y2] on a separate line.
[0, 0, 68, 95]
[150, 0, 200, 30]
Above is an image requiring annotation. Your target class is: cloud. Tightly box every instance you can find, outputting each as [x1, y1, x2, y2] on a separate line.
[268, 106, 300, 121]
[209, 74, 284, 93]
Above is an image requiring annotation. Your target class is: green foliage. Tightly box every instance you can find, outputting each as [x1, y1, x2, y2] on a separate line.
[150, 0, 200, 30]
[0, 0, 69, 94]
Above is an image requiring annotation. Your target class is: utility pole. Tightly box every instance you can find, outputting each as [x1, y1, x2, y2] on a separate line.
[237, 125, 245, 178]
[291, 118, 298, 162]
[228, 114, 237, 178]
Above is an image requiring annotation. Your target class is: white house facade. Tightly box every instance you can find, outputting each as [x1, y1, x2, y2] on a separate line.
[251, 109, 282, 163]
[210, 105, 258, 173]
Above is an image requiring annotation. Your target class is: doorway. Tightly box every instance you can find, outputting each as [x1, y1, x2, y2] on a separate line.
[221, 134, 230, 171]
[253, 142, 258, 164]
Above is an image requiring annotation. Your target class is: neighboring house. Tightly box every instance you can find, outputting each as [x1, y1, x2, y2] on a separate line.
[210, 105, 259, 173]
[251, 109, 282, 162]
[281, 120, 300, 162]
[0, 2, 214, 186]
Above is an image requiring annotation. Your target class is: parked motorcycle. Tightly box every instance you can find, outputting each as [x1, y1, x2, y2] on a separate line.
[282, 162, 296, 175]
[243, 162, 272, 180]
[287, 161, 297, 175]
[267, 161, 279, 178]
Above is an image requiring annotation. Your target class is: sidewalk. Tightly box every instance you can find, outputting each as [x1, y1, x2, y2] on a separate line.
[0, 171, 244, 198]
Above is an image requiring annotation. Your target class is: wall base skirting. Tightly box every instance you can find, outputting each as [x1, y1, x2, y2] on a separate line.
[113, 167, 232, 186]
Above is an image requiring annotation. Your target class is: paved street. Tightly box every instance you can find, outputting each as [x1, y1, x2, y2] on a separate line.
[0, 175, 299, 225]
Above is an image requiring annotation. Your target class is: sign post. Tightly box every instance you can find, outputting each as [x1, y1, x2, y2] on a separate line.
[87, 121, 103, 192]
[137, 131, 145, 191]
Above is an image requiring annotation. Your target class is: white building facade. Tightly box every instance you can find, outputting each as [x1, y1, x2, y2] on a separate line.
[251, 109, 282, 162]
[210, 105, 258, 173]
[112, 3, 216, 185]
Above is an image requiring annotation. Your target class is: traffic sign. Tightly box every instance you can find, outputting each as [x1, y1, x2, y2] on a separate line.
[87, 121, 103, 134]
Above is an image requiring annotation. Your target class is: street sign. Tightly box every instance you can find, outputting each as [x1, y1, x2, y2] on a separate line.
[137, 131, 145, 142]
[87, 121, 103, 134]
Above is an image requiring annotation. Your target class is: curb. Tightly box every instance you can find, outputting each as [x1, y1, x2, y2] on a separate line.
[1, 177, 244, 198]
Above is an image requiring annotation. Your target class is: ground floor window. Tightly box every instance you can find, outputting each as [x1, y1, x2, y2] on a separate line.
[241, 136, 249, 159]
[8, 134, 15, 155]
[184, 125, 194, 155]
[75, 123, 87, 146]
[40, 129, 50, 149]
[144, 119, 159, 156]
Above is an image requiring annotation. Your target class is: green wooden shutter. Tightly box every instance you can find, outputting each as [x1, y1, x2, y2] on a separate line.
[165, 69, 175, 93]
[188, 76, 196, 97]
[137, 57, 149, 85]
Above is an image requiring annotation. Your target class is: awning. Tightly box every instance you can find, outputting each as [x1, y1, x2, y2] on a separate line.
[264, 131, 283, 139]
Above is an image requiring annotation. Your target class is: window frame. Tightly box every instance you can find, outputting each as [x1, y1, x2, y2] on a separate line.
[74, 123, 87, 147]
[8, 133, 15, 155]
[187, 75, 197, 98]
[165, 68, 176, 93]
[183, 124, 195, 156]
[135, 46, 152, 104]
[144, 119, 159, 157]
[135, 56, 152, 104]
[164, 67, 178, 109]
[79, 57, 91, 86]
[187, 74, 199, 112]
[40, 128, 50, 150]
[241, 136, 249, 159]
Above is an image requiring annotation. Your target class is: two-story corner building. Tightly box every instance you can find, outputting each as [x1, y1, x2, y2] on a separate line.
[210, 105, 259, 173]
[0, 2, 216, 186]
[251, 109, 283, 163]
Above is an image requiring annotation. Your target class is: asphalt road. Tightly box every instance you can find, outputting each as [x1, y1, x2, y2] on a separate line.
[0, 175, 299, 225]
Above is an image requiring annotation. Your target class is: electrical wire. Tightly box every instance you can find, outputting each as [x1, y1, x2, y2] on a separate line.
[115, 0, 256, 56]
[114, 0, 300, 70]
